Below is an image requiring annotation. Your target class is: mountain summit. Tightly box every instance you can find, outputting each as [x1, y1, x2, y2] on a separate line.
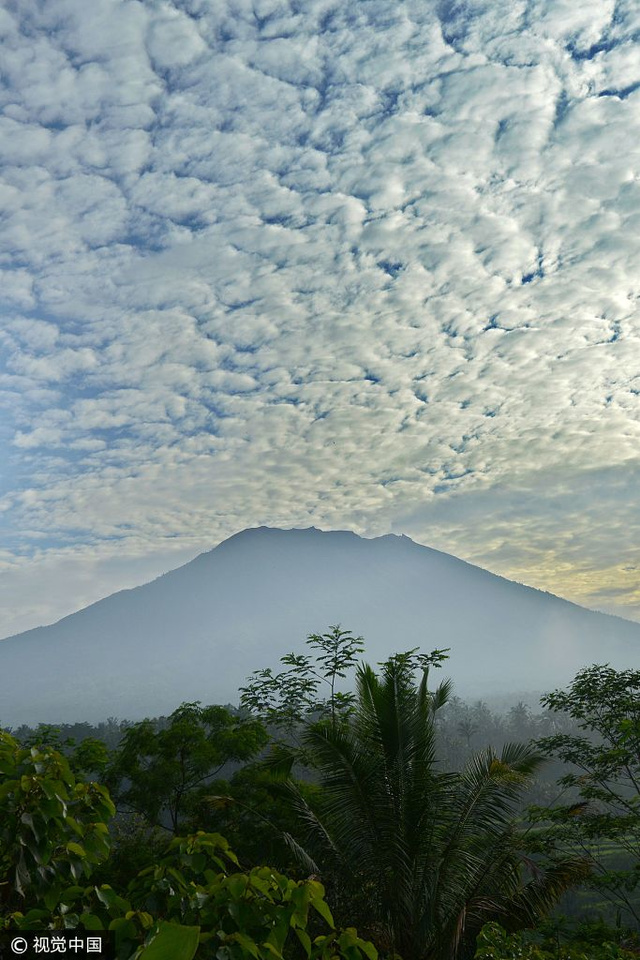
[1, 527, 639, 725]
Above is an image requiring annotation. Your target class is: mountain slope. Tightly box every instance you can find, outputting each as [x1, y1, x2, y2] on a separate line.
[1, 527, 639, 725]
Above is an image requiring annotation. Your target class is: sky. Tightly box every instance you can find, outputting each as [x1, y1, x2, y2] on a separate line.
[2, 0, 640, 639]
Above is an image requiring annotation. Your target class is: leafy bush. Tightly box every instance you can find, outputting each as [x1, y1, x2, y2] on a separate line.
[0, 729, 114, 912]
[534, 665, 640, 925]
[474, 922, 639, 959]
[0, 731, 377, 960]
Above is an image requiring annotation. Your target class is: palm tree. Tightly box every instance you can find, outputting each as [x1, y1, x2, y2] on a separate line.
[276, 653, 585, 960]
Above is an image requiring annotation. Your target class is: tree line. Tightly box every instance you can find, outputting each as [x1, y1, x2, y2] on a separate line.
[1, 626, 639, 959]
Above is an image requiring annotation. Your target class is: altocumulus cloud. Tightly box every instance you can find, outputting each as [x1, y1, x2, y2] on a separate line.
[1, 0, 640, 635]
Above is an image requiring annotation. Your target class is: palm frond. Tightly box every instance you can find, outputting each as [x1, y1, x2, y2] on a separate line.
[270, 654, 580, 960]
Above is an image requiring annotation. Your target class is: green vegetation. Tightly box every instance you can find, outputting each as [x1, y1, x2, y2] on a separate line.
[475, 921, 639, 959]
[243, 647, 586, 959]
[2, 630, 639, 960]
[240, 626, 367, 738]
[0, 730, 114, 913]
[105, 702, 267, 833]
[531, 665, 640, 926]
[0, 731, 376, 960]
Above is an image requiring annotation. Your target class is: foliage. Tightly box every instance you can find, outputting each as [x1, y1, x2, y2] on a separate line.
[6, 828, 377, 960]
[266, 652, 587, 960]
[189, 763, 321, 873]
[533, 665, 640, 924]
[125, 832, 377, 960]
[474, 921, 639, 959]
[11, 831, 377, 960]
[91, 812, 168, 892]
[106, 702, 268, 833]
[10, 718, 127, 752]
[0, 730, 114, 914]
[240, 626, 366, 737]
[1, 730, 377, 960]
[11, 723, 112, 778]
[195, 627, 376, 869]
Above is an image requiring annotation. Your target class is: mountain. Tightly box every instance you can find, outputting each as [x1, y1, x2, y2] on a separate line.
[1, 527, 639, 726]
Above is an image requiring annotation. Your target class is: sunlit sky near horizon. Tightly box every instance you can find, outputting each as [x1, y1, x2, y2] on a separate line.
[2, 0, 640, 639]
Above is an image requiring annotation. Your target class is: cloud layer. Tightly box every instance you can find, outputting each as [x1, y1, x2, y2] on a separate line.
[2, 0, 640, 636]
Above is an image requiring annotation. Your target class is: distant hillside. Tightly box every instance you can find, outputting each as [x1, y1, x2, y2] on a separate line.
[1, 527, 638, 725]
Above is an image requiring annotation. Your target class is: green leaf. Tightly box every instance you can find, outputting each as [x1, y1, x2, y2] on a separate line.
[95, 884, 130, 915]
[295, 927, 312, 957]
[310, 894, 334, 929]
[138, 922, 200, 960]
[260, 943, 284, 960]
[108, 915, 138, 946]
[0, 779, 20, 800]
[60, 885, 86, 904]
[290, 884, 311, 927]
[358, 939, 377, 960]
[228, 932, 260, 959]
[66, 841, 87, 858]
[43, 883, 62, 912]
[190, 851, 207, 873]
[227, 874, 249, 899]
[266, 917, 289, 955]
[65, 816, 84, 836]
[22, 909, 50, 923]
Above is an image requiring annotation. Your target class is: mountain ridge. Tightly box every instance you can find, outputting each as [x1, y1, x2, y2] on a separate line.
[1, 526, 638, 725]
[6, 526, 629, 639]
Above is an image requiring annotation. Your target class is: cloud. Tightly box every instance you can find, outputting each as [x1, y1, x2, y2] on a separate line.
[2, 0, 640, 635]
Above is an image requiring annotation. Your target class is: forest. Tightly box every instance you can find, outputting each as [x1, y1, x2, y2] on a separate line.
[1, 627, 639, 960]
